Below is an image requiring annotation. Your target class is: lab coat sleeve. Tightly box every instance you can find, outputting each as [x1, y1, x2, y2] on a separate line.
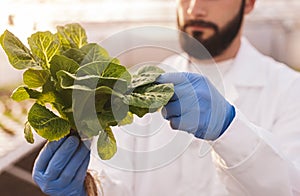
[212, 79, 300, 195]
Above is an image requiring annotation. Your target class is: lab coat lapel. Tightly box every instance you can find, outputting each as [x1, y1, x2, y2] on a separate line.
[226, 38, 267, 88]
[223, 38, 267, 103]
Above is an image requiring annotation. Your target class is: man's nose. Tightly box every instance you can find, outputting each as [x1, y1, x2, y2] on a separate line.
[187, 0, 207, 18]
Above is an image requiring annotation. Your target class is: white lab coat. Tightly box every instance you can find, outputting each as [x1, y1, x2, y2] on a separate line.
[88, 38, 300, 196]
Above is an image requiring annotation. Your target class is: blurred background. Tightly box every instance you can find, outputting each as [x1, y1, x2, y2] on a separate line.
[0, 0, 299, 195]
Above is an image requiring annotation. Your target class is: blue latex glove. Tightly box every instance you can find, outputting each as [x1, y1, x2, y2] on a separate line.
[157, 72, 235, 140]
[32, 136, 90, 196]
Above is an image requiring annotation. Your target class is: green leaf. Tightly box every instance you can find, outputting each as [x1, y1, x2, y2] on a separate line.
[124, 83, 174, 109]
[24, 121, 34, 144]
[95, 86, 123, 97]
[102, 63, 131, 85]
[136, 65, 165, 75]
[56, 23, 88, 50]
[50, 55, 79, 80]
[42, 77, 57, 93]
[57, 70, 96, 91]
[23, 68, 50, 88]
[57, 70, 128, 93]
[11, 86, 41, 101]
[129, 106, 159, 118]
[28, 103, 70, 141]
[28, 31, 60, 69]
[99, 97, 129, 125]
[0, 30, 37, 69]
[77, 61, 131, 92]
[62, 48, 86, 64]
[79, 117, 102, 139]
[80, 43, 111, 65]
[118, 112, 133, 126]
[125, 83, 174, 117]
[98, 111, 118, 128]
[110, 58, 121, 64]
[97, 127, 117, 160]
[72, 88, 125, 130]
[37, 91, 64, 106]
[63, 46, 120, 66]
[130, 65, 165, 88]
[77, 61, 110, 77]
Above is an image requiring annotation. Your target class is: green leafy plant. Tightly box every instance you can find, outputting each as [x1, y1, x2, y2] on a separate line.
[0, 23, 174, 160]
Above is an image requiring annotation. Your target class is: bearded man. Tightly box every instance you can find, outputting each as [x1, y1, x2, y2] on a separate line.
[33, 0, 300, 195]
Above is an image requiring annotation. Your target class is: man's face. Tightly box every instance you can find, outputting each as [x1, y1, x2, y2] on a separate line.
[177, 0, 245, 59]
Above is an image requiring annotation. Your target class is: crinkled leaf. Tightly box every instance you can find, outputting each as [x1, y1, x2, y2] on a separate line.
[24, 121, 34, 144]
[28, 31, 60, 69]
[136, 65, 165, 75]
[50, 55, 79, 80]
[56, 23, 87, 50]
[129, 106, 159, 118]
[23, 68, 50, 88]
[11, 86, 41, 101]
[124, 83, 174, 108]
[28, 103, 70, 141]
[97, 127, 117, 160]
[0, 30, 37, 69]
[131, 65, 165, 88]
[126, 83, 174, 117]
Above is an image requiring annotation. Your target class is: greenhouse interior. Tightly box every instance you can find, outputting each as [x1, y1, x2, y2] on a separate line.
[0, 0, 300, 195]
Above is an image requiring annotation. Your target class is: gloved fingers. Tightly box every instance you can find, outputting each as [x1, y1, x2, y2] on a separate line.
[43, 136, 80, 181]
[33, 137, 67, 173]
[161, 101, 181, 119]
[171, 82, 198, 102]
[70, 152, 90, 185]
[169, 113, 199, 135]
[169, 116, 182, 130]
[56, 141, 91, 185]
[59, 157, 89, 196]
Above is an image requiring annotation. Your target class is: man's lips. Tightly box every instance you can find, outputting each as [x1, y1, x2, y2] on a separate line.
[186, 25, 210, 32]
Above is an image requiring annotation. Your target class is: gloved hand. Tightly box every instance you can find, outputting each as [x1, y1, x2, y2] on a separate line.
[32, 136, 91, 196]
[156, 72, 235, 140]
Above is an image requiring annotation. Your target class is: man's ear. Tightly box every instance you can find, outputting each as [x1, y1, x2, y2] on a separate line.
[244, 0, 256, 14]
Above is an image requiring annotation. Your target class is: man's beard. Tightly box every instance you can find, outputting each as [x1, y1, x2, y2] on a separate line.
[178, 0, 245, 59]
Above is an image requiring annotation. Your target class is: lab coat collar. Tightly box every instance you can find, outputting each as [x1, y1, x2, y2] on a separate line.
[227, 37, 267, 87]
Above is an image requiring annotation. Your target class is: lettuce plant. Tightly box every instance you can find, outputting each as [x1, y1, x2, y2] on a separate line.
[0, 23, 174, 160]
